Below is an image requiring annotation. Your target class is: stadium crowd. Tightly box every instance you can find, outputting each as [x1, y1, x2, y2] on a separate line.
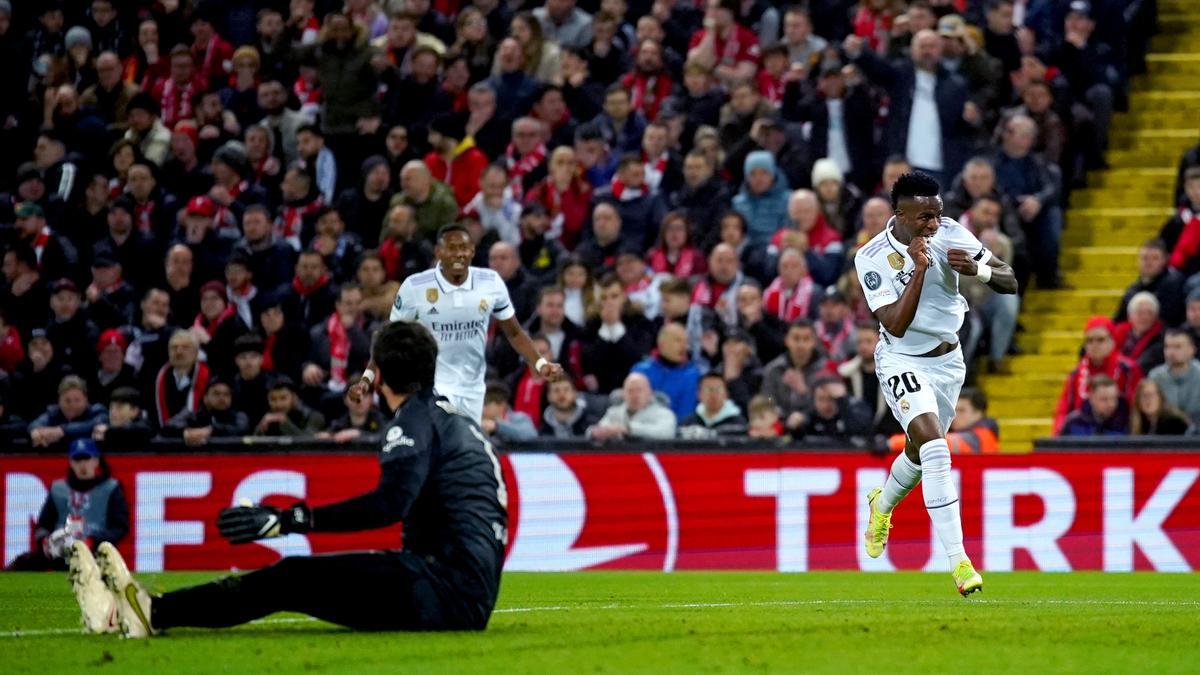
[0, 0, 1157, 451]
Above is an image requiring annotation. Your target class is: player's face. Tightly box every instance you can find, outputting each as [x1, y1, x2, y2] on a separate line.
[437, 232, 475, 274]
[895, 195, 942, 238]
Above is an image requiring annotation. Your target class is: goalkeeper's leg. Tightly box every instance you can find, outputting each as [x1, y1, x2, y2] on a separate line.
[152, 551, 479, 631]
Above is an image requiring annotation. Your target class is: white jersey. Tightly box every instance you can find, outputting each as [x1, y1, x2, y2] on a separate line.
[854, 216, 991, 355]
[390, 265, 516, 396]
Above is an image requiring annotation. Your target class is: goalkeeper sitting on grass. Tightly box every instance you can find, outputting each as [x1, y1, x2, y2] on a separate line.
[68, 321, 510, 636]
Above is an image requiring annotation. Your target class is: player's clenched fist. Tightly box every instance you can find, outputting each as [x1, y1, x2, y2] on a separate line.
[907, 236, 930, 270]
[538, 361, 565, 381]
[946, 248, 978, 275]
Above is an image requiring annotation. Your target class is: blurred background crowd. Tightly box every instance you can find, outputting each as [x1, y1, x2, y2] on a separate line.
[0, 0, 1160, 450]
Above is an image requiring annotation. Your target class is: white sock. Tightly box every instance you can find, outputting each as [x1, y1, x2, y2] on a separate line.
[877, 450, 922, 515]
[919, 438, 967, 566]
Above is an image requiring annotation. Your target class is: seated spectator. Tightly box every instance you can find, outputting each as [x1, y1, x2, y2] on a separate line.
[231, 334, 270, 426]
[255, 375, 325, 437]
[774, 188, 845, 287]
[295, 124, 337, 203]
[647, 211, 706, 280]
[595, 85, 645, 154]
[575, 201, 627, 274]
[481, 383, 539, 442]
[593, 153, 667, 253]
[283, 250, 338, 330]
[13, 329, 73, 421]
[503, 117, 551, 198]
[309, 208, 365, 283]
[151, 330, 210, 426]
[1148, 329, 1200, 423]
[1112, 292, 1166, 375]
[91, 386, 154, 447]
[960, 197, 1021, 372]
[746, 394, 786, 440]
[691, 243, 746, 326]
[716, 328, 763, 412]
[719, 81, 773, 154]
[1049, 1, 1116, 170]
[1130, 379, 1190, 436]
[525, 145, 593, 251]
[13, 203, 77, 293]
[639, 121, 682, 196]
[87, 329, 137, 407]
[1059, 375, 1130, 437]
[378, 204, 436, 282]
[335, 156, 393, 245]
[798, 375, 872, 442]
[540, 378, 604, 438]
[0, 309, 24, 373]
[946, 388, 1001, 453]
[811, 159, 863, 241]
[991, 114, 1063, 289]
[303, 283, 373, 397]
[1055, 316, 1142, 432]
[317, 387, 387, 443]
[733, 151, 790, 247]
[763, 319, 835, 435]
[163, 377, 251, 445]
[466, 164, 524, 245]
[679, 372, 748, 438]
[28, 376, 108, 448]
[815, 288, 855, 364]
[670, 150, 730, 250]
[123, 289, 173, 390]
[615, 251, 666, 319]
[277, 169, 325, 253]
[46, 279, 99, 375]
[85, 249, 137, 331]
[733, 281, 786, 365]
[839, 321, 902, 438]
[234, 203, 297, 294]
[5, 439, 128, 571]
[632, 323, 703, 420]
[252, 292, 308, 382]
[516, 203, 567, 283]
[191, 281, 248, 377]
[1162, 167, 1200, 278]
[1115, 239, 1185, 328]
[123, 93, 172, 166]
[588, 371, 677, 440]
[356, 251, 401, 322]
[425, 114, 489, 207]
[208, 142, 271, 241]
[390, 161, 460, 242]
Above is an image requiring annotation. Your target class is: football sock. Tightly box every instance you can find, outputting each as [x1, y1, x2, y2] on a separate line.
[877, 449, 922, 515]
[920, 438, 967, 565]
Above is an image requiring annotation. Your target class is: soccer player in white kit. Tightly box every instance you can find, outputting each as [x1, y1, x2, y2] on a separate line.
[350, 223, 563, 422]
[855, 172, 1018, 596]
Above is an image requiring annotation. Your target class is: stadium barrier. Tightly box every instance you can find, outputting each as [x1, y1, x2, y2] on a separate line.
[3, 439, 1198, 573]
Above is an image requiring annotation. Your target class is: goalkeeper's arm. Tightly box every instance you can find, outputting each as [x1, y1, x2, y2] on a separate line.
[218, 438, 431, 542]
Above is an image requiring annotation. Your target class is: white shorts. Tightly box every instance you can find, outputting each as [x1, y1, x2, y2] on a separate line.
[437, 389, 485, 424]
[874, 342, 966, 436]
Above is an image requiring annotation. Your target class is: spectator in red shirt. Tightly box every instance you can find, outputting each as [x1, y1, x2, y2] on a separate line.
[1054, 316, 1143, 432]
[525, 145, 593, 251]
[688, 0, 761, 87]
[647, 211, 706, 280]
[424, 114, 490, 208]
[621, 39, 673, 122]
[763, 247, 820, 322]
[190, 12, 235, 90]
[151, 45, 204, 129]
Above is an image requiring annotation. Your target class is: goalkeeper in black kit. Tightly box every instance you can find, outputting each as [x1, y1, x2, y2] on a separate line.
[67, 321, 510, 637]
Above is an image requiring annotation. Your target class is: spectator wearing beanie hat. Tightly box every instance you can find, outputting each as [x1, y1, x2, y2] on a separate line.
[811, 157, 863, 240]
[231, 334, 270, 426]
[1054, 316, 1143, 433]
[85, 245, 137, 331]
[333, 155, 393, 245]
[209, 140, 270, 239]
[88, 329, 137, 408]
[123, 93, 172, 165]
[733, 150, 790, 246]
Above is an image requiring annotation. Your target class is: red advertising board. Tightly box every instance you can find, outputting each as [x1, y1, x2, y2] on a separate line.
[3, 451, 1198, 572]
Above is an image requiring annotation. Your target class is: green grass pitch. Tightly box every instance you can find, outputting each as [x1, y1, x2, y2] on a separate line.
[1, 571, 1198, 673]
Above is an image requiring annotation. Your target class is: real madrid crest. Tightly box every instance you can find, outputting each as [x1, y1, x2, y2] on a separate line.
[479, 298, 489, 314]
[426, 288, 438, 303]
[899, 399, 910, 414]
[887, 252, 905, 270]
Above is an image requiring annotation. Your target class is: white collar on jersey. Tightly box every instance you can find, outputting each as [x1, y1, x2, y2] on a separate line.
[434, 264, 475, 292]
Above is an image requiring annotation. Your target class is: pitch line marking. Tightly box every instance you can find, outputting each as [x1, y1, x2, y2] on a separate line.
[6, 599, 1198, 637]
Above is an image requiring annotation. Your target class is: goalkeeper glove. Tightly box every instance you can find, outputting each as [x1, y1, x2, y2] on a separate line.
[217, 502, 311, 544]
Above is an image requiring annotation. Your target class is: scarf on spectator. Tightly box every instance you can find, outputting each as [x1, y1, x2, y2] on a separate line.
[505, 142, 546, 199]
[852, 5, 896, 53]
[692, 276, 729, 308]
[292, 273, 330, 297]
[609, 176, 645, 201]
[159, 78, 196, 127]
[227, 283, 257, 326]
[32, 226, 53, 264]
[1169, 207, 1200, 269]
[155, 361, 210, 425]
[193, 303, 236, 338]
[622, 71, 672, 121]
[1114, 320, 1164, 362]
[214, 181, 248, 235]
[817, 316, 855, 361]
[648, 246, 703, 278]
[1076, 350, 1120, 405]
[278, 196, 323, 251]
[763, 275, 815, 322]
[262, 333, 277, 371]
[134, 199, 155, 234]
[642, 151, 669, 193]
[326, 312, 350, 392]
[756, 70, 785, 106]
[293, 75, 321, 108]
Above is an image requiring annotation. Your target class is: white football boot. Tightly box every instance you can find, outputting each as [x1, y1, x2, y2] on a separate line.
[67, 541, 118, 634]
[96, 541, 158, 637]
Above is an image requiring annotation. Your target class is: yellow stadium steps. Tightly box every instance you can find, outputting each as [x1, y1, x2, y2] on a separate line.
[1023, 313, 1121, 333]
[1062, 228, 1157, 247]
[999, 419, 1054, 450]
[1060, 247, 1141, 273]
[1109, 129, 1199, 154]
[1070, 189, 1173, 211]
[1022, 289, 1126, 314]
[987, 397, 1060, 419]
[1005, 353, 1083, 374]
[1060, 270, 1133, 290]
[1087, 167, 1177, 190]
[1016, 330, 1086, 356]
[1126, 91, 1200, 113]
[978, 373, 1070, 400]
[1064, 207, 1174, 231]
[1145, 52, 1200, 76]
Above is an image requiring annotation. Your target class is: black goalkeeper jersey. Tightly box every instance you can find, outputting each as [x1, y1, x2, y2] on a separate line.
[311, 388, 508, 604]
